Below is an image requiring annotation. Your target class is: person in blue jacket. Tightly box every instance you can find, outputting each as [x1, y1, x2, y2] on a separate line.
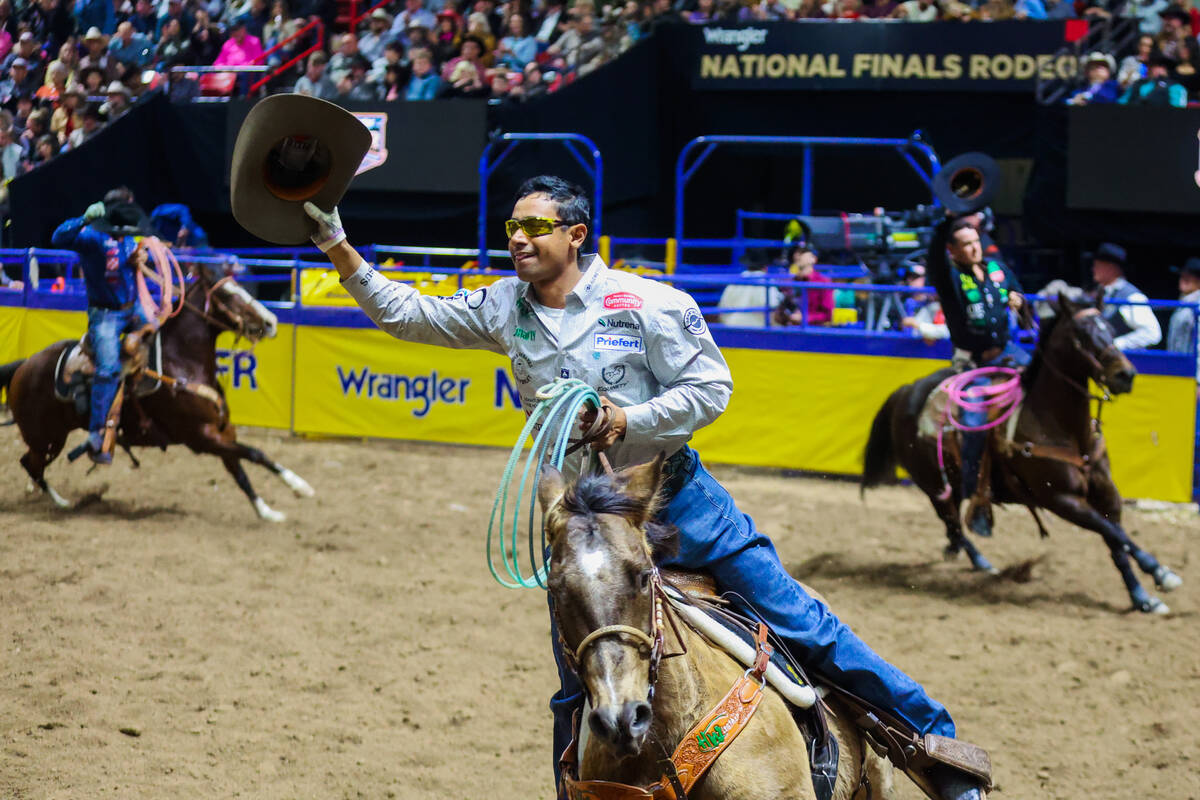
[51, 188, 154, 464]
[1066, 52, 1121, 105]
[150, 203, 210, 249]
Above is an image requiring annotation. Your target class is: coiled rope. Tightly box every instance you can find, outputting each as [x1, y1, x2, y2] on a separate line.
[487, 379, 602, 589]
[135, 237, 186, 326]
[936, 366, 1024, 499]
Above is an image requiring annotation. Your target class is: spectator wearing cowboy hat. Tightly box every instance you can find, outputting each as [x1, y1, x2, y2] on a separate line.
[1090, 243, 1161, 351]
[100, 79, 131, 120]
[1167, 257, 1200, 389]
[357, 7, 394, 63]
[1066, 51, 1120, 104]
[391, 0, 435, 44]
[1119, 50, 1187, 105]
[1156, 5, 1191, 60]
[79, 26, 121, 83]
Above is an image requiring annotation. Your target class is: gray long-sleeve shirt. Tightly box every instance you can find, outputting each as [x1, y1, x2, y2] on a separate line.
[342, 253, 733, 469]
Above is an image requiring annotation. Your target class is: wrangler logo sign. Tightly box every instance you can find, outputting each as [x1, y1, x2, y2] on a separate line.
[690, 20, 1076, 92]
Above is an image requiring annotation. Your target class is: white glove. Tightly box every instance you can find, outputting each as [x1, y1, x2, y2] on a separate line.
[303, 201, 346, 253]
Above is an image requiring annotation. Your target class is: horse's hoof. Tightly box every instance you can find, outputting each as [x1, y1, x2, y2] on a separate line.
[253, 498, 286, 523]
[279, 468, 314, 498]
[47, 487, 71, 509]
[943, 545, 961, 561]
[1136, 597, 1170, 615]
[1154, 566, 1182, 592]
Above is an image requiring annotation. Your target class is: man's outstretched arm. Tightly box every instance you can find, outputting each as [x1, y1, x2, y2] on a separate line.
[303, 202, 506, 353]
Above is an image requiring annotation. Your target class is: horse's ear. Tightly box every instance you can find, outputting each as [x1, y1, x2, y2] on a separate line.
[614, 452, 666, 512]
[537, 464, 566, 515]
[1056, 291, 1076, 317]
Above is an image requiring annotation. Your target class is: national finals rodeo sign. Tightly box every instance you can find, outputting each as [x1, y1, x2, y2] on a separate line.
[687, 20, 1082, 91]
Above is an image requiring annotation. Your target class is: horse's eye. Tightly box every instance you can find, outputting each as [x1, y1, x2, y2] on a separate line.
[637, 569, 652, 591]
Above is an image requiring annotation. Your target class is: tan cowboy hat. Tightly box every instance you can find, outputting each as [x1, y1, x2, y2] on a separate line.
[229, 93, 371, 244]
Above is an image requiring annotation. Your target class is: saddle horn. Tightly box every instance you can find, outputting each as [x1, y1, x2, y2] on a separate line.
[932, 152, 1000, 216]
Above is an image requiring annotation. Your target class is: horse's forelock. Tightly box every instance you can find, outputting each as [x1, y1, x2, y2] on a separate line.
[557, 473, 679, 562]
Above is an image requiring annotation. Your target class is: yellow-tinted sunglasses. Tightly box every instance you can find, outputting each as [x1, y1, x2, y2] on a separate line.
[505, 217, 570, 238]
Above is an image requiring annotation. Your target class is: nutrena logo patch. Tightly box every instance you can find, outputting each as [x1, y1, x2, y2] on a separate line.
[603, 292, 643, 310]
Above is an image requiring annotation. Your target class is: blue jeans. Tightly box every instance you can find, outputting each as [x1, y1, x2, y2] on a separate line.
[87, 305, 149, 441]
[549, 448, 956, 781]
[959, 341, 1032, 498]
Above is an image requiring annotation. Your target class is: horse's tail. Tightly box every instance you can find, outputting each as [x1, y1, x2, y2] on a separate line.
[0, 358, 24, 422]
[861, 388, 901, 495]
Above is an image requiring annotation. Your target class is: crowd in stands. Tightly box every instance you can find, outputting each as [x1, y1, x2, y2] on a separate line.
[1065, 3, 1200, 106]
[0, 0, 1198, 185]
[288, 0, 677, 103]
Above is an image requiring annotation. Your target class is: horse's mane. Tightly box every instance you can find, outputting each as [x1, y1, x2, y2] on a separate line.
[559, 473, 680, 562]
[1021, 310, 1063, 390]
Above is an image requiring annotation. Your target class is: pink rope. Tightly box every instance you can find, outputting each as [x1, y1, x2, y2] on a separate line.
[935, 366, 1024, 500]
[135, 237, 186, 326]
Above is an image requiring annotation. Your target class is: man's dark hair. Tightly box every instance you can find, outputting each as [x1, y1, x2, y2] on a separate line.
[514, 175, 590, 226]
[948, 216, 976, 237]
[787, 243, 815, 261]
[104, 186, 135, 205]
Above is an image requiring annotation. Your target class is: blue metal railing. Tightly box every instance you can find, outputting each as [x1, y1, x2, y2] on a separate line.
[477, 132, 603, 269]
[673, 133, 942, 263]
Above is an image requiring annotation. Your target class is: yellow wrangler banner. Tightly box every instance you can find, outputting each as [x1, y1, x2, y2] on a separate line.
[3, 304, 1193, 503]
[215, 327, 294, 430]
[1, 308, 294, 432]
[690, 349, 1195, 504]
[292, 324, 521, 446]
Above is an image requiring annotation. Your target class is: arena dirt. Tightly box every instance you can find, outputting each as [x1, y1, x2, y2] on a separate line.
[1, 429, 1196, 799]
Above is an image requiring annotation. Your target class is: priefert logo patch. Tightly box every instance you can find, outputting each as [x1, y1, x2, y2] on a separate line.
[593, 332, 643, 353]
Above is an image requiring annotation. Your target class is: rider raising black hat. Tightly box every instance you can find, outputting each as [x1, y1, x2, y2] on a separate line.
[926, 215, 1030, 537]
[50, 189, 155, 464]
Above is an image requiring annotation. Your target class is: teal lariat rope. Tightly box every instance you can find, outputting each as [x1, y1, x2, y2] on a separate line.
[487, 379, 601, 589]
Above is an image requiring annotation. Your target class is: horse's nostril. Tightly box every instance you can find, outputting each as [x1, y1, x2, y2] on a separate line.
[628, 701, 652, 735]
[589, 708, 619, 743]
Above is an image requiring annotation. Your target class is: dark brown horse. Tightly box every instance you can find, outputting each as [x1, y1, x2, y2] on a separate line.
[862, 294, 1183, 614]
[0, 265, 313, 521]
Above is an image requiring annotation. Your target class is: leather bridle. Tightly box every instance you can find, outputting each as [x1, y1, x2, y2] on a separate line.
[1039, 307, 1118, 409]
[556, 567, 671, 702]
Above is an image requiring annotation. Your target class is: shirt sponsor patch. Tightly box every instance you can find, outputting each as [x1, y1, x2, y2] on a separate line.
[603, 291, 643, 310]
[683, 307, 707, 335]
[601, 364, 626, 385]
[597, 317, 640, 332]
[593, 331, 643, 353]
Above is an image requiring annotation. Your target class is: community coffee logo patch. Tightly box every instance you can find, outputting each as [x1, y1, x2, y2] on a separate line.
[603, 292, 643, 310]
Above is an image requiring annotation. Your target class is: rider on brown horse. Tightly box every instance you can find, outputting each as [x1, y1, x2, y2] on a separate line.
[926, 215, 1030, 537]
[50, 187, 156, 465]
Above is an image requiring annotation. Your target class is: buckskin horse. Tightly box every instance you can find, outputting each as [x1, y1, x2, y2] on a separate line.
[0, 263, 313, 521]
[537, 455, 903, 800]
[861, 294, 1183, 614]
